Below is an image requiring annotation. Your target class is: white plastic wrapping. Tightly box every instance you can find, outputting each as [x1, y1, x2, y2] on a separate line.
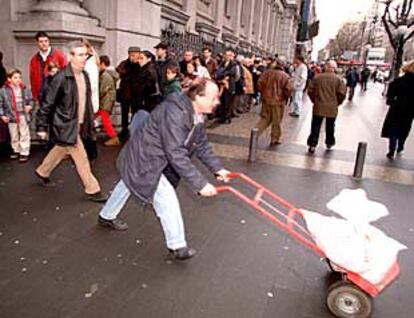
[326, 188, 389, 224]
[302, 189, 407, 285]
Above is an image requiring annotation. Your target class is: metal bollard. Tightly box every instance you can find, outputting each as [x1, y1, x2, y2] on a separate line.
[248, 128, 259, 162]
[353, 142, 367, 179]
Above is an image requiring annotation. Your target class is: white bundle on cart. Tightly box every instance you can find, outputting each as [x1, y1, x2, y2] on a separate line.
[302, 189, 407, 285]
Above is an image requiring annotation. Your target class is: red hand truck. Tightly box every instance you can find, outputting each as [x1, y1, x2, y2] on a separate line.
[215, 173, 401, 318]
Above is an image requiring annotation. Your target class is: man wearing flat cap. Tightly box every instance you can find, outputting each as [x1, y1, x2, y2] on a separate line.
[116, 46, 141, 141]
[154, 42, 178, 97]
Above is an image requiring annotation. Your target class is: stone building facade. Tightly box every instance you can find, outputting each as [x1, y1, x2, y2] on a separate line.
[0, 0, 302, 83]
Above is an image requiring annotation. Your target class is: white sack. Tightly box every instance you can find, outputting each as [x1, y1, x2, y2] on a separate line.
[326, 188, 389, 224]
[302, 209, 407, 285]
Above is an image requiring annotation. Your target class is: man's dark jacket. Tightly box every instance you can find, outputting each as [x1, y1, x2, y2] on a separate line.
[117, 92, 223, 203]
[36, 64, 94, 146]
[116, 59, 140, 104]
[155, 57, 178, 95]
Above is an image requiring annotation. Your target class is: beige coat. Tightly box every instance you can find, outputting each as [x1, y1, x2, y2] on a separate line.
[242, 65, 254, 94]
[307, 73, 347, 118]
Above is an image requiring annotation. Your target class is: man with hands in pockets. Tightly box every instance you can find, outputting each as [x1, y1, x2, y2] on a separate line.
[97, 79, 230, 260]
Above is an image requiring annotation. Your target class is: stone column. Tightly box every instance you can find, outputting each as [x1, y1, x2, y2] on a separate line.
[261, 1, 270, 50]
[184, 0, 198, 33]
[247, 0, 256, 43]
[215, 0, 225, 38]
[234, 0, 244, 38]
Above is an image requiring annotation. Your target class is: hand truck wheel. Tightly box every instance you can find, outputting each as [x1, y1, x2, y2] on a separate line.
[326, 281, 373, 318]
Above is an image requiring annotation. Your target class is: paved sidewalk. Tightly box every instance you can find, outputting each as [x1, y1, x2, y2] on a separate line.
[0, 144, 413, 318]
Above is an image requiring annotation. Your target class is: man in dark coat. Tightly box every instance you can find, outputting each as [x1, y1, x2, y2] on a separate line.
[154, 42, 178, 95]
[116, 46, 141, 142]
[216, 49, 240, 123]
[381, 60, 414, 159]
[97, 80, 230, 260]
[345, 66, 359, 101]
[35, 40, 107, 202]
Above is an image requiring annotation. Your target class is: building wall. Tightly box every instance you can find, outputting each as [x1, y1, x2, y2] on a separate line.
[0, 0, 301, 84]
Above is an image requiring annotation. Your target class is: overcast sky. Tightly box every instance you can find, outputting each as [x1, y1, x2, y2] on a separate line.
[312, 0, 375, 59]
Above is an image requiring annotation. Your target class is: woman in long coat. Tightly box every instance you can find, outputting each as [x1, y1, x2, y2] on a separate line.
[381, 60, 414, 159]
[134, 50, 160, 113]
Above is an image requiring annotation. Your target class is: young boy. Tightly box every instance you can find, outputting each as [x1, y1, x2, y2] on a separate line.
[39, 61, 60, 107]
[97, 55, 120, 146]
[0, 69, 33, 162]
[164, 64, 182, 97]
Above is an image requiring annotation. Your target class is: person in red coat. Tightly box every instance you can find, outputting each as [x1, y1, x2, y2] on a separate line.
[29, 31, 67, 104]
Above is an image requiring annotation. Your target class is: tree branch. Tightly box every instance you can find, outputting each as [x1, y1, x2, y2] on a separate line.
[405, 28, 414, 41]
[407, 0, 413, 18]
[384, 2, 397, 29]
[382, 14, 398, 50]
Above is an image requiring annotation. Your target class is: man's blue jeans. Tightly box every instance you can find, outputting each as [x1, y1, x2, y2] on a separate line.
[99, 176, 187, 250]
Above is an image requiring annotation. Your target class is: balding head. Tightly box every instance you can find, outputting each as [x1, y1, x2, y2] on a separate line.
[325, 60, 337, 73]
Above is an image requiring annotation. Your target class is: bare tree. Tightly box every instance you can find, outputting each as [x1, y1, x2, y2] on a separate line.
[382, 0, 414, 78]
[331, 22, 363, 58]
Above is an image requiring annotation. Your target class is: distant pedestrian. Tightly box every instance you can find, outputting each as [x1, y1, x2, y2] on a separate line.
[82, 39, 100, 114]
[193, 55, 210, 79]
[97, 55, 120, 146]
[360, 66, 371, 92]
[35, 40, 108, 203]
[182, 61, 199, 91]
[307, 60, 347, 153]
[0, 51, 9, 154]
[255, 60, 293, 146]
[290, 55, 308, 117]
[381, 60, 414, 159]
[179, 50, 194, 75]
[29, 31, 67, 104]
[116, 46, 141, 142]
[39, 61, 60, 106]
[0, 69, 33, 162]
[135, 50, 160, 112]
[154, 42, 178, 96]
[97, 79, 230, 261]
[0, 51, 6, 87]
[163, 64, 182, 96]
[202, 47, 217, 79]
[346, 66, 359, 101]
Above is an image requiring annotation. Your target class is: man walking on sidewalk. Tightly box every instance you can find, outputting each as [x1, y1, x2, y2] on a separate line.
[35, 40, 108, 203]
[306, 60, 347, 154]
[255, 60, 293, 146]
[290, 55, 308, 117]
[97, 79, 230, 260]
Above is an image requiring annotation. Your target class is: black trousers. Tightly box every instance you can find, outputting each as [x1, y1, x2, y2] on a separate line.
[307, 115, 337, 147]
[119, 101, 140, 141]
[348, 86, 356, 100]
[218, 90, 236, 122]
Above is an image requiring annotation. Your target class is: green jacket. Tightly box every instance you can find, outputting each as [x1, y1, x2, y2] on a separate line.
[99, 69, 119, 112]
[164, 79, 182, 96]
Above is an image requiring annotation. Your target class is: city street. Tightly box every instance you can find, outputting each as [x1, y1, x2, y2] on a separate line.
[0, 83, 413, 318]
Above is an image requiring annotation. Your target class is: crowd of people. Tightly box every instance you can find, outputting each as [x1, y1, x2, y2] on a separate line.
[0, 30, 413, 259]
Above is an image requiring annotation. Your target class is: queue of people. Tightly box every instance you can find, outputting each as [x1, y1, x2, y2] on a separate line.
[0, 29, 414, 260]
